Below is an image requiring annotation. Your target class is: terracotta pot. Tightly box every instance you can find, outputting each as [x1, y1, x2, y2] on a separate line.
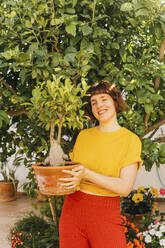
[124, 213, 148, 230]
[0, 180, 18, 202]
[32, 162, 79, 196]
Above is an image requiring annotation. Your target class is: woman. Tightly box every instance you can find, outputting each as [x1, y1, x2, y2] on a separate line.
[59, 80, 142, 248]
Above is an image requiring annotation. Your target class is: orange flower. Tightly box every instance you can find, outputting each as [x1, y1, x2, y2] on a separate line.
[139, 235, 143, 241]
[121, 215, 127, 223]
[127, 241, 134, 248]
[134, 238, 140, 246]
[153, 202, 158, 210]
[123, 226, 128, 233]
[135, 227, 139, 233]
[130, 223, 135, 229]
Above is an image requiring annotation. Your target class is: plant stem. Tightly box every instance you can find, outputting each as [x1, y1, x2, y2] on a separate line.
[48, 196, 57, 227]
[57, 114, 63, 144]
[50, 120, 55, 143]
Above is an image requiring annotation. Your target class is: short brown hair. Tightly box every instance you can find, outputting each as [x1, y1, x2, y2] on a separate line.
[85, 80, 127, 121]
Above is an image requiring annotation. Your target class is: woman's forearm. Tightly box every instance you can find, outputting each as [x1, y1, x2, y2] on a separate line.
[84, 164, 138, 197]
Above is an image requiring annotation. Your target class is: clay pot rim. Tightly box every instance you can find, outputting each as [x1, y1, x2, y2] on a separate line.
[0, 180, 19, 184]
[32, 162, 80, 170]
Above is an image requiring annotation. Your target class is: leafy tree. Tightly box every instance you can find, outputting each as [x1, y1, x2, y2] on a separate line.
[0, 0, 164, 176]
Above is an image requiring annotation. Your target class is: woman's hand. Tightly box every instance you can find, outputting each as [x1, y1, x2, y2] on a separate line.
[59, 165, 87, 190]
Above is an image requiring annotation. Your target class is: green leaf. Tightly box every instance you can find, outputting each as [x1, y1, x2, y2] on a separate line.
[0, 110, 9, 124]
[72, 0, 77, 8]
[109, 0, 113, 5]
[154, 23, 162, 39]
[25, 20, 32, 28]
[120, 3, 133, 12]
[2, 90, 11, 97]
[65, 23, 76, 37]
[160, 22, 165, 33]
[111, 42, 120, 49]
[65, 8, 75, 14]
[144, 103, 153, 113]
[135, 8, 150, 17]
[81, 25, 93, 36]
[64, 53, 76, 62]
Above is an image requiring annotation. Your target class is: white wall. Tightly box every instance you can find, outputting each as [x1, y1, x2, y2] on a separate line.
[134, 125, 165, 194]
[134, 164, 165, 191]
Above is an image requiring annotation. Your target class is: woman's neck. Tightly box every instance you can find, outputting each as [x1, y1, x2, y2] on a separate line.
[98, 119, 121, 132]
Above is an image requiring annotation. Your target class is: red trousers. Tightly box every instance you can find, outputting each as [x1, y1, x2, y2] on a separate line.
[59, 191, 126, 248]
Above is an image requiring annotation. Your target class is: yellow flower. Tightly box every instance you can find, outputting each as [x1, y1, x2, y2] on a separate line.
[150, 186, 159, 197]
[137, 186, 146, 193]
[153, 202, 158, 210]
[132, 193, 143, 203]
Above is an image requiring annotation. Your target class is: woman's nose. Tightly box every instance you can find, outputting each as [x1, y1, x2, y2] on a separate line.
[96, 100, 103, 108]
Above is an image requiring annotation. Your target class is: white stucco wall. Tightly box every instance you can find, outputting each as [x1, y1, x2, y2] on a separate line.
[134, 164, 165, 190]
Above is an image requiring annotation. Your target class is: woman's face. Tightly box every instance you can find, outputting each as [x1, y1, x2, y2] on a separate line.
[90, 93, 117, 124]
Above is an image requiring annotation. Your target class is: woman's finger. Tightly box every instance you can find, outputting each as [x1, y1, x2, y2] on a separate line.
[59, 177, 73, 182]
[62, 169, 75, 175]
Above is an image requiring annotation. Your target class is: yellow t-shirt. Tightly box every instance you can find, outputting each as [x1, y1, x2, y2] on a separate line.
[70, 126, 142, 196]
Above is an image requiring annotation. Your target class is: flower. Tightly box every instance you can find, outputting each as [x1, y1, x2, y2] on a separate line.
[139, 220, 165, 248]
[132, 193, 144, 203]
[160, 188, 165, 196]
[150, 186, 159, 197]
[121, 186, 159, 216]
[11, 231, 24, 248]
[121, 215, 145, 248]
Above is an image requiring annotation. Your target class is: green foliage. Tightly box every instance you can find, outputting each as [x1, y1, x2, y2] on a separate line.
[10, 212, 58, 248]
[121, 186, 159, 216]
[0, 0, 164, 172]
[0, 152, 23, 182]
[23, 76, 89, 132]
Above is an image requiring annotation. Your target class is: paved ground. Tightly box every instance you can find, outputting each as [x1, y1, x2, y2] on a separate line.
[0, 193, 165, 248]
[0, 193, 39, 248]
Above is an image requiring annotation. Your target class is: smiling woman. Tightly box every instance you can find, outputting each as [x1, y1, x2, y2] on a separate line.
[90, 93, 117, 126]
[59, 81, 142, 248]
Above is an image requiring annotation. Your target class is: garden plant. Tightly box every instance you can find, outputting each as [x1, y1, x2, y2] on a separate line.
[0, 0, 165, 246]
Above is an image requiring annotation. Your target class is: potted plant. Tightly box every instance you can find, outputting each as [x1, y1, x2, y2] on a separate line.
[138, 218, 165, 247]
[24, 75, 89, 196]
[121, 186, 159, 229]
[121, 215, 146, 248]
[0, 153, 23, 201]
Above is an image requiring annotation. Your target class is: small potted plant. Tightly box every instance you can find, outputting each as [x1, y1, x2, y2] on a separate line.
[138, 218, 165, 247]
[0, 153, 23, 201]
[121, 186, 159, 228]
[121, 215, 146, 247]
[24, 75, 89, 196]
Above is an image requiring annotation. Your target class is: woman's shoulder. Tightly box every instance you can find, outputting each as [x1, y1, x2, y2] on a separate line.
[78, 126, 97, 136]
[122, 127, 141, 144]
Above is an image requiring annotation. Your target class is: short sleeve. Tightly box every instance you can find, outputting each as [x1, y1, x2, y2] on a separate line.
[69, 131, 82, 162]
[121, 134, 142, 170]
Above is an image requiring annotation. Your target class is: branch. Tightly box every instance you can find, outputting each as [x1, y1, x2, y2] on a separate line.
[0, 77, 17, 95]
[7, 108, 28, 116]
[144, 36, 165, 127]
[153, 136, 165, 143]
[72, 73, 80, 87]
[148, 127, 159, 139]
[50, 120, 55, 142]
[50, 0, 55, 18]
[57, 114, 63, 144]
[141, 117, 165, 138]
[154, 36, 165, 92]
